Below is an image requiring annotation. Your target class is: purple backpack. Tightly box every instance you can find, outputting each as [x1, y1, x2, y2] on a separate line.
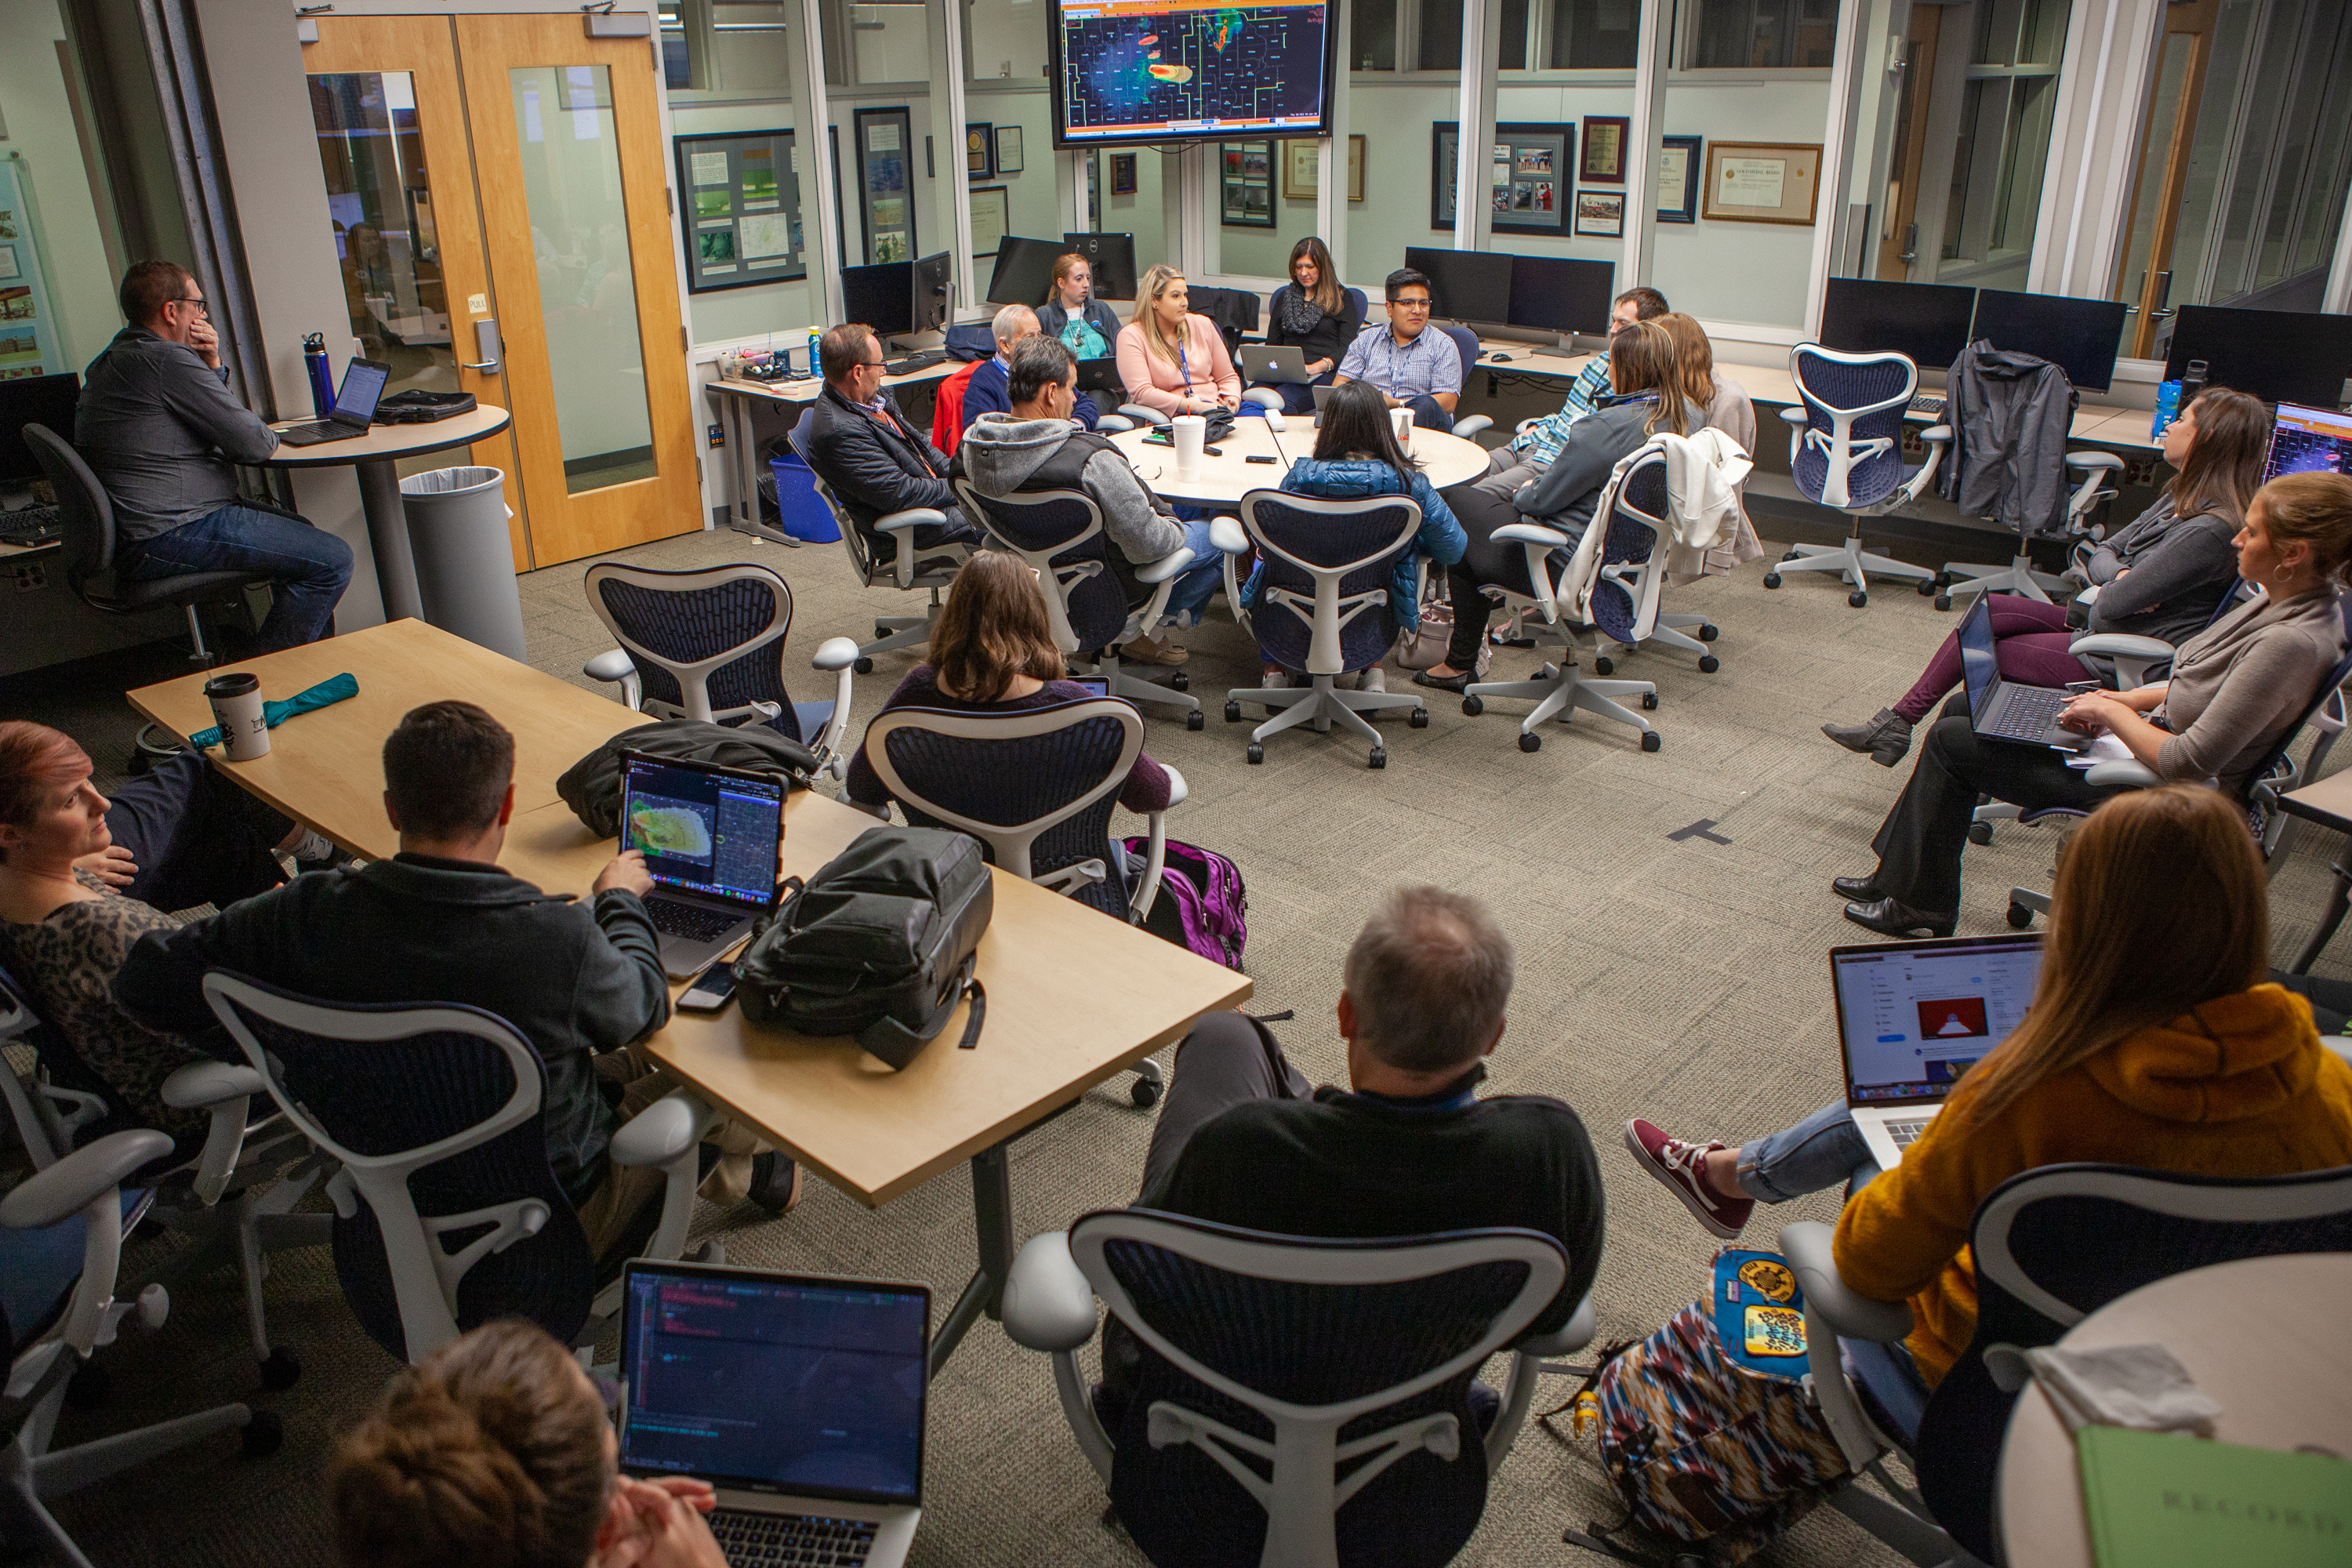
[1121, 837, 1247, 969]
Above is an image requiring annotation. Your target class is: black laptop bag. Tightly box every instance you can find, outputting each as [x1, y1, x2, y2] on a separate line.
[735, 827, 992, 1069]
[558, 721, 817, 839]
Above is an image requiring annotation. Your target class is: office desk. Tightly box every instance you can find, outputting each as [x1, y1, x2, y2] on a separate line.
[260, 405, 514, 623]
[1108, 418, 1490, 503]
[2278, 766, 2352, 971]
[124, 619, 647, 854]
[706, 365, 960, 534]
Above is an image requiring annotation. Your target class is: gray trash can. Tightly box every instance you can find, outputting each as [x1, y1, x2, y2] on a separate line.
[397, 466, 528, 661]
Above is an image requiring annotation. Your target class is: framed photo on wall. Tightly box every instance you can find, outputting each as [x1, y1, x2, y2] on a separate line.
[852, 107, 917, 265]
[1431, 125, 1458, 228]
[1579, 117, 1628, 184]
[1702, 141, 1822, 225]
[1281, 136, 1367, 201]
[1109, 152, 1138, 196]
[1432, 122, 1571, 234]
[966, 123, 995, 180]
[995, 125, 1024, 174]
[1221, 140, 1275, 227]
[1657, 136, 1702, 224]
[674, 129, 806, 292]
[1573, 190, 1624, 238]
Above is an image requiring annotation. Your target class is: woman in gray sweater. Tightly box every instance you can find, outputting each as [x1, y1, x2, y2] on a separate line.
[1838, 471, 2352, 938]
[1824, 386, 2271, 765]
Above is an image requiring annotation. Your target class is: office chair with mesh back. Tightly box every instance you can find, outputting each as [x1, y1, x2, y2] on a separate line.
[1936, 451, 2125, 611]
[787, 421, 967, 673]
[1765, 347, 1951, 608]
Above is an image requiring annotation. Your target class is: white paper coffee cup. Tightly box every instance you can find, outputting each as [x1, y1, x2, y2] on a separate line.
[1172, 414, 1207, 476]
[1390, 407, 1414, 449]
[203, 672, 270, 761]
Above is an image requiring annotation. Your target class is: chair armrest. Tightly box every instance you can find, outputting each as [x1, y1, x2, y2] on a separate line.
[811, 635, 859, 673]
[1518, 1294, 1597, 1359]
[1160, 763, 1189, 809]
[875, 507, 946, 533]
[1493, 523, 1570, 549]
[608, 1087, 717, 1168]
[1119, 404, 1170, 428]
[2066, 450, 2125, 472]
[1778, 405, 1809, 426]
[1241, 387, 1284, 410]
[1094, 415, 1134, 434]
[1207, 515, 1249, 556]
[1002, 1231, 1098, 1352]
[2068, 632, 2175, 662]
[583, 648, 636, 685]
[2075, 584, 2100, 605]
[160, 1062, 267, 1109]
[1515, 417, 1540, 437]
[808, 637, 860, 777]
[1918, 424, 1952, 444]
[0, 1128, 173, 1230]
[2085, 759, 2163, 789]
[1452, 415, 1494, 439]
[162, 1062, 268, 1204]
[1776, 1221, 1912, 1342]
[1135, 543, 1196, 585]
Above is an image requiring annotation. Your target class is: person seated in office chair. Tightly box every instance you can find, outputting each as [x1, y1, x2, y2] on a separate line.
[800, 323, 983, 557]
[1824, 387, 2272, 767]
[1464, 285, 1673, 507]
[0, 721, 343, 1149]
[1038, 252, 1125, 364]
[1835, 473, 2352, 938]
[1251, 236, 1363, 417]
[74, 261, 354, 652]
[956, 304, 1104, 444]
[1624, 785, 2352, 1392]
[330, 1319, 728, 1568]
[1242, 379, 1467, 693]
[1115, 264, 1244, 419]
[1416, 320, 1706, 693]
[1098, 884, 1605, 1425]
[1333, 268, 1463, 434]
[960, 337, 1219, 662]
[112, 701, 786, 1258]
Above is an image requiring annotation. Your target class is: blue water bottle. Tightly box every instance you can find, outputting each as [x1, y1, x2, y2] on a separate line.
[303, 333, 334, 416]
[2151, 379, 2180, 441]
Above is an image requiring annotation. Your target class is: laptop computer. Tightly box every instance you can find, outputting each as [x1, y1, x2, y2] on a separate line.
[1073, 355, 1125, 394]
[619, 1259, 929, 1567]
[1957, 592, 2089, 752]
[1236, 343, 1312, 385]
[617, 750, 786, 978]
[1831, 933, 2042, 1170]
[1311, 383, 1341, 425]
[276, 358, 390, 446]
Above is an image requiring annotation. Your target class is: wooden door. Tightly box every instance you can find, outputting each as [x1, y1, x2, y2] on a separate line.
[455, 13, 699, 566]
[302, 16, 532, 569]
[2114, 0, 2223, 359]
[1876, 5, 1945, 281]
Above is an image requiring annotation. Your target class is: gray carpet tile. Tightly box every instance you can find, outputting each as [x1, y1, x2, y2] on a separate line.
[25, 516, 2352, 1568]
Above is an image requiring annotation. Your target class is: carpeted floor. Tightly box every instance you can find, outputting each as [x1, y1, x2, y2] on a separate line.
[26, 507, 2352, 1568]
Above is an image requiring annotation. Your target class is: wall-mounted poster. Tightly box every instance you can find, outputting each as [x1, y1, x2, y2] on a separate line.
[1573, 190, 1624, 238]
[1280, 136, 1367, 201]
[995, 125, 1024, 174]
[1432, 122, 1573, 235]
[966, 123, 994, 180]
[1703, 141, 1822, 225]
[1220, 140, 1274, 227]
[1580, 117, 1628, 183]
[854, 107, 918, 265]
[673, 129, 806, 293]
[1110, 152, 1138, 196]
[1658, 136, 1702, 224]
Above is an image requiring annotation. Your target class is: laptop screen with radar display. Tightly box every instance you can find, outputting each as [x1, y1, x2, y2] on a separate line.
[620, 1264, 931, 1507]
[1832, 935, 2043, 1109]
[618, 753, 783, 909]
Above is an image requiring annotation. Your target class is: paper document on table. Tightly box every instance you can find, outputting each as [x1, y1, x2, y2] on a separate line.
[2067, 733, 2133, 771]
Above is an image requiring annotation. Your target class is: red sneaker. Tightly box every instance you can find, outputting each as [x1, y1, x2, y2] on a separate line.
[1624, 1119, 1754, 1240]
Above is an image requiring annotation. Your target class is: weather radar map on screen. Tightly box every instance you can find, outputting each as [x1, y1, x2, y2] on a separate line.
[1054, 0, 1333, 147]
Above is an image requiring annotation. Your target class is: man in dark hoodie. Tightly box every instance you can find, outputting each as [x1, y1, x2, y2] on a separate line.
[114, 701, 784, 1259]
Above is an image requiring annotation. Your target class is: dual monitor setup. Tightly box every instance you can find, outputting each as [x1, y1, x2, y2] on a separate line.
[1402, 248, 1617, 339]
[838, 249, 956, 347]
[985, 232, 1138, 308]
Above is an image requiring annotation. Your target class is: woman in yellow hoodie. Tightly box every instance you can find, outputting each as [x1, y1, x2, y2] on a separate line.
[1628, 783, 2352, 1385]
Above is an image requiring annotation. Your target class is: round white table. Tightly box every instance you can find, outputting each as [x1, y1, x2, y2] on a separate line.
[1995, 1252, 2352, 1567]
[1108, 416, 1491, 506]
[261, 404, 512, 624]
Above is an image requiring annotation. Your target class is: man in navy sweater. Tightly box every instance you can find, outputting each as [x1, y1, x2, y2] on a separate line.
[956, 303, 1100, 445]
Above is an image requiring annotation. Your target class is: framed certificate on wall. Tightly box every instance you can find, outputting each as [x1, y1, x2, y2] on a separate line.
[1702, 141, 1822, 225]
[1657, 136, 1702, 224]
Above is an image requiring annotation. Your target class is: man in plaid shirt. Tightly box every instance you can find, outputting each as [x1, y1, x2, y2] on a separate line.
[1460, 285, 1671, 502]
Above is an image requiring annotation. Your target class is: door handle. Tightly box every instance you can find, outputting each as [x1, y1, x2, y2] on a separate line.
[466, 318, 502, 376]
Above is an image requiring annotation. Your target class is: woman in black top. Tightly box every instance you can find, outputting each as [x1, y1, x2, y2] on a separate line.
[1256, 237, 1361, 416]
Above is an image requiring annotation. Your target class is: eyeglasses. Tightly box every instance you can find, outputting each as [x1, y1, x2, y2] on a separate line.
[175, 296, 209, 314]
[1393, 299, 1432, 312]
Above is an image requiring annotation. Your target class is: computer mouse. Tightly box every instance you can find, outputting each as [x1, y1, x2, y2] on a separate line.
[1490, 351, 1513, 362]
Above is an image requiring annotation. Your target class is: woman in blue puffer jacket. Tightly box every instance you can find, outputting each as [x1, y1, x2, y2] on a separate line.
[1240, 379, 1468, 690]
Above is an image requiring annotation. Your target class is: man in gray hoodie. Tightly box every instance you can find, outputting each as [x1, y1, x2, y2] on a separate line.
[958, 336, 1224, 652]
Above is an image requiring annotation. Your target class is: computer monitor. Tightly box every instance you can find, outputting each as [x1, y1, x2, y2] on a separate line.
[1820, 278, 1978, 370]
[2166, 305, 2352, 409]
[2263, 402, 2352, 483]
[1401, 247, 1512, 325]
[839, 260, 915, 340]
[1, 372, 81, 489]
[1506, 255, 1615, 336]
[910, 250, 953, 336]
[985, 236, 1064, 307]
[1049, 0, 1339, 150]
[1968, 289, 2129, 392]
[1061, 231, 1137, 301]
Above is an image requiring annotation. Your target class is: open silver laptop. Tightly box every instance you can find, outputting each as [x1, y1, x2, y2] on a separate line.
[620, 1260, 930, 1567]
[1237, 343, 1312, 384]
[1958, 592, 2089, 753]
[1831, 933, 2042, 1170]
[617, 750, 785, 978]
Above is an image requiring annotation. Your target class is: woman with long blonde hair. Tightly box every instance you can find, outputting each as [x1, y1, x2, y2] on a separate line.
[1113, 263, 1241, 418]
[1624, 783, 2352, 1389]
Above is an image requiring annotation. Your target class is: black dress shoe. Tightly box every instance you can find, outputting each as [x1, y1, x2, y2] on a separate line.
[1831, 874, 1883, 901]
[1412, 667, 1475, 693]
[746, 1152, 804, 1216]
[1844, 898, 1958, 938]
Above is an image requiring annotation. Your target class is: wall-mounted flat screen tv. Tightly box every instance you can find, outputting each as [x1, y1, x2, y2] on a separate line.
[1050, 0, 1338, 150]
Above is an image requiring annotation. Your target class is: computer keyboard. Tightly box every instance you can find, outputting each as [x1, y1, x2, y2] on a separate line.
[644, 898, 745, 942]
[1991, 684, 2067, 739]
[1886, 1118, 1931, 1149]
[1907, 394, 1947, 419]
[706, 1508, 876, 1566]
[0, 504, 61, 548]
[883, 350, 946, 376]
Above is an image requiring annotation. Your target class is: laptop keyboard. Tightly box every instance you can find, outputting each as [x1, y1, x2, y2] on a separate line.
[1885, 1119, 1931, 1149]
[646, 898, 746, 942]
[706, 1509, 877, 1566]
[0, 505, 61, 547]
[1907, 394, 1947, 419]
[1992, 684, 2067, 739]
[278, 419, 347, 441]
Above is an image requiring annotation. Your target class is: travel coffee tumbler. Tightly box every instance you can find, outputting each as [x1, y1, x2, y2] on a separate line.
[203, 672, 270, 761]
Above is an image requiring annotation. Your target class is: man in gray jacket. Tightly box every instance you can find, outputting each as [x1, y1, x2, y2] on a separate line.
[959, 336, 1221, 651]
[75, 261, 352, 650]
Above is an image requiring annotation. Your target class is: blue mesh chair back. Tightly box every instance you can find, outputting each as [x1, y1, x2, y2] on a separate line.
[1585, 450, 1670, 645]
[1791, 348, 1915, 511]
[586, 562, 816, 742]
[1910, 1162, 2352, 1560]
[1071, 1210, 1567, 1567]
[202, 975, 596, 1361]
[867, 700, 1141, 920]
[953, 484, 1131, 653]
[1243, 492, 1421, 676]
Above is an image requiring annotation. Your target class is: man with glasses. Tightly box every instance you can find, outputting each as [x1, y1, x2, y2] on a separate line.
[801, 321, 981, 555]
[1334, 269, 1465, 434]
[1468, 285, 1671, 500]
[75, 261, 353, 651]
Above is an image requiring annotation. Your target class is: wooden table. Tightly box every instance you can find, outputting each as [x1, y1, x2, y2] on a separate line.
[261, 405, 514, 624]
[1994, 1254, 2352, 1567]
[1109, 418, 1490, 505]
[124, 619, 648, 856]
[2278, 766, 2352, 971]
[706, 365, 960, 535]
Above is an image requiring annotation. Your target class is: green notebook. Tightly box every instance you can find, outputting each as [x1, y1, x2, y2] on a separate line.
[2075, 1424, 2352, 1567]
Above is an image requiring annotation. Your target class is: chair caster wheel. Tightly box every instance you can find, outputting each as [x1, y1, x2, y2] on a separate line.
[1969, 822, 1994, 846]
[1246, 742, 1264, 764]
[1697, 624, 1718, 641]
[1131, 1076, 1160, 1108]
[1461, 695, 1484, 717]
[1762, 572, 1782, 590]
[2007, 902, 2037, 930]
[1223, 699, 1242, 722]
[1367, 747, 1386, 769]
[1408, 707, 1428, 728]
[1782, 549, 1802, 561]
[1640, 692, 1659, 710]
[854, 657, 874, 675]
[241, 1410, 284, 1459]
[1170, 670, 1189, 691]
[1698, 655, 1720, 673]
[1594, 655, 1613, 675]
[1185, 710, 1204, 731]
[1518, 731, 1541, 753]
[873, 622, 891, 642]
[259, 1348, 301, 1391]
[1918, 578, 1938, 595]
[1641, 731, 1663, 752]
[1933, 594, 1953, 612]
[1848, 591, 1868, 608]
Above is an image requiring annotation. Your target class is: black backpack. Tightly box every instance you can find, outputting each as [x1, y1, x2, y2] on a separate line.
[735, 827, 993, 1069]
[557, 721, 817, 839]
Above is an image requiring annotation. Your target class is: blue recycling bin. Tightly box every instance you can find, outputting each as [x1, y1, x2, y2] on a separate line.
[768, 451, 840, 543]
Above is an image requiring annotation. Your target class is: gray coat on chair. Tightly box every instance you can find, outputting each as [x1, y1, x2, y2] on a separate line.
[1940, 340, 2079, 539]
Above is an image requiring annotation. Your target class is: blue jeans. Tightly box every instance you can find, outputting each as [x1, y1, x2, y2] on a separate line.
[1254, 376, 1332, 416]
[1405, 394, 1457, 434]
[1735, 1100, 1878, 1203]
[1162, 515, 1227, 622]
[120, 503, 354, 652]
[105, 752, 292, 914]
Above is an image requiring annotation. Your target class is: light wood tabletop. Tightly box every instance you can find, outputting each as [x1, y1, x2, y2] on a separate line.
[1995, 1253, 2352, 1567]
[708, 360, 958, 407]
[261, 405, 514, 467]
[124, 619, 648, 855]
[1109, 417, 1490, 503]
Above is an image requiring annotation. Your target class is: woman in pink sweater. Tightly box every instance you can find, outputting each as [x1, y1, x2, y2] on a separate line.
[1115, 265, 1242, 418]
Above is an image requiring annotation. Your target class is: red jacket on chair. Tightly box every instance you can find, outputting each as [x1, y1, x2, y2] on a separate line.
[932, 361, 981, 458]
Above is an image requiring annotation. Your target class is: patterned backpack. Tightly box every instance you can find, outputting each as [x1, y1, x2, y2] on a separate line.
[1120, 837, 1247, 969]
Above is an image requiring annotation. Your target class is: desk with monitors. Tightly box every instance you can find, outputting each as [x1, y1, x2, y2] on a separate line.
[1400, 247, 1615, 340]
